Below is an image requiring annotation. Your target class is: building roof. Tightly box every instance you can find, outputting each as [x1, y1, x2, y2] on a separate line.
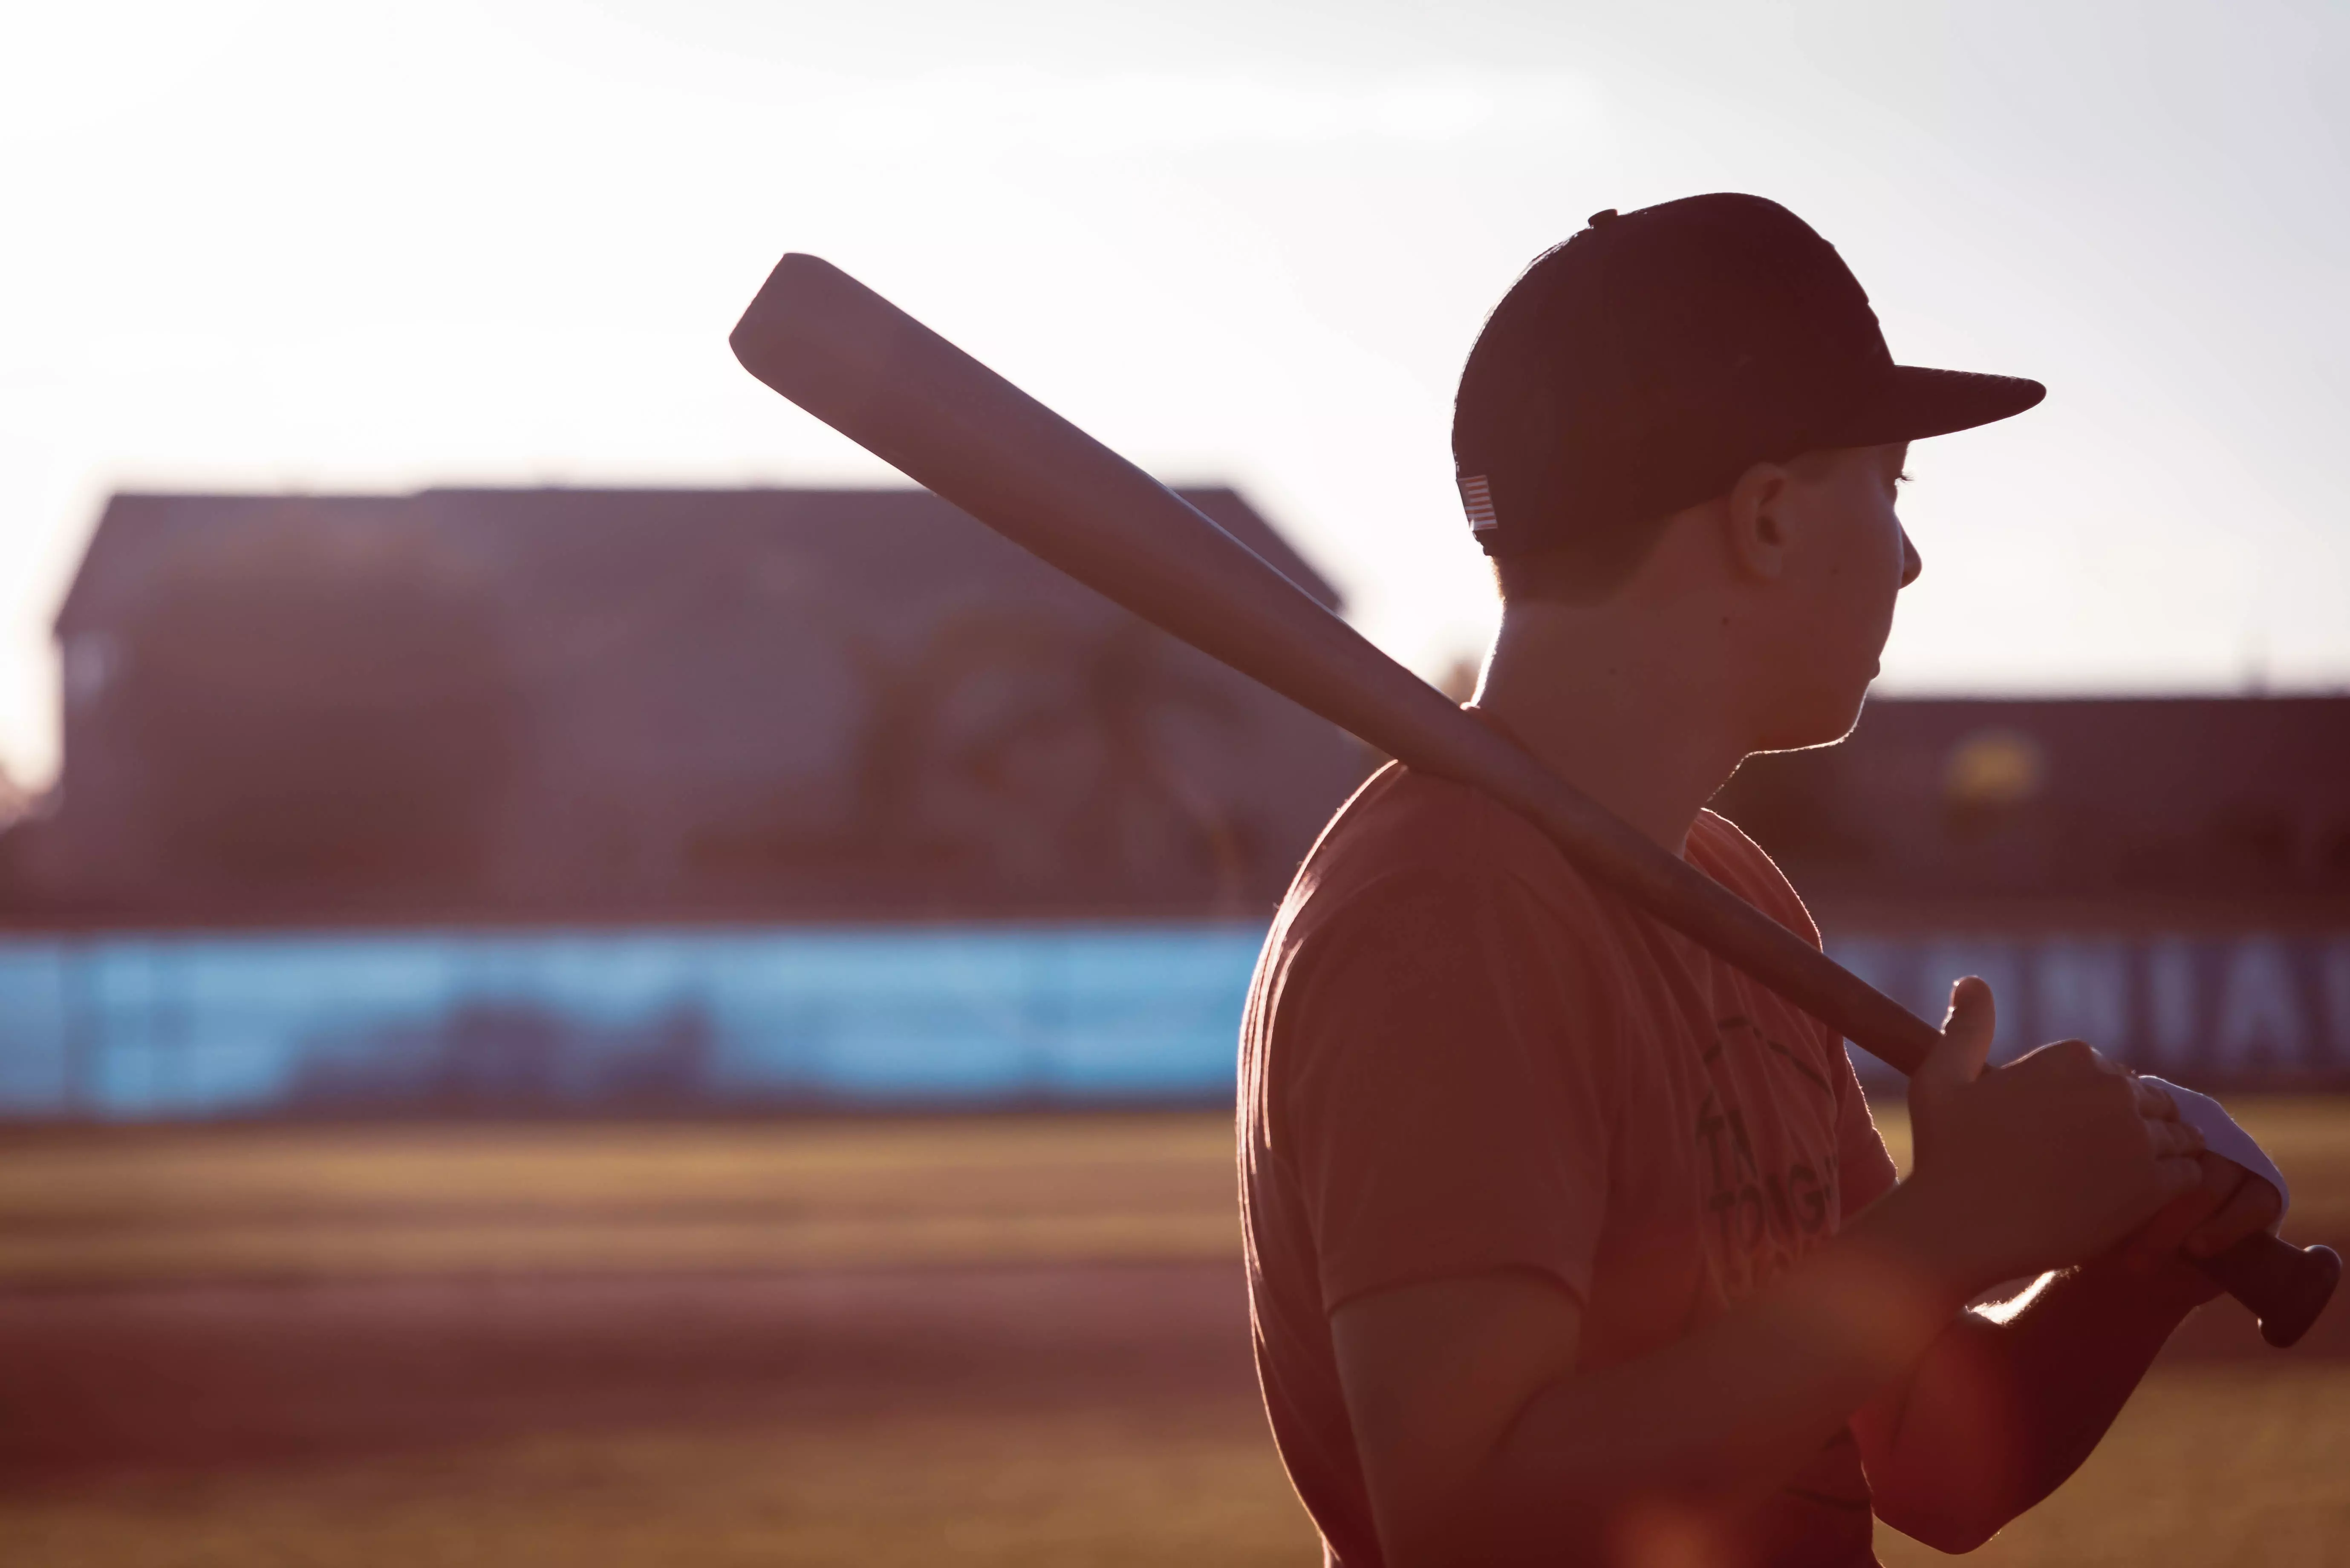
[55, 485, 1341, 640]
[39, 487, 2350, 927]
[31, 484, 1366, 926]
[1712, 693, 2350, 920]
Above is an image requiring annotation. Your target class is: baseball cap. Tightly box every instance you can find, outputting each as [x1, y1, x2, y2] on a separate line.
[1452, 193, 2044, 556]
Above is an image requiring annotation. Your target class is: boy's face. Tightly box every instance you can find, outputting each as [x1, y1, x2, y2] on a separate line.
[1749, 440, 1918, 752]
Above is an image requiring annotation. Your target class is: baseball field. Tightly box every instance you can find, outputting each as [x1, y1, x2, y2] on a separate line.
[3, 1103, 2347, 1565]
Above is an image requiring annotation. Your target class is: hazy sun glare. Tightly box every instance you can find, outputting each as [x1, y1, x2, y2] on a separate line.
[1, 0, 2343, 787]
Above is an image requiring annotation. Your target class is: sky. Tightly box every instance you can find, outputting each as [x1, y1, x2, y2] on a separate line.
[1, 0, 2344, 789]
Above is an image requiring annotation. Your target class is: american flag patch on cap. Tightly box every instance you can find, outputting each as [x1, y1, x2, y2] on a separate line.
[1458, 473, 1498, 533]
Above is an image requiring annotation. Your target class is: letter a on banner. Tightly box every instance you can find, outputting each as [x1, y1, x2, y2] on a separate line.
[2213, 938, 2309, 1078]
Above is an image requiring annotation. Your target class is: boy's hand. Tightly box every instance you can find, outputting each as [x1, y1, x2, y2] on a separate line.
[2110, 1151, 2286, 1297]
[1905, 977, 2206, 1294]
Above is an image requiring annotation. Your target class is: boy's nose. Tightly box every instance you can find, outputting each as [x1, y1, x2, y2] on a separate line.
[1900, 529, 1923, 587]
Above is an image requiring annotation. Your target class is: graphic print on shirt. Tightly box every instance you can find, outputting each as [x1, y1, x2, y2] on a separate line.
[1695, 1012, 1842, 1300]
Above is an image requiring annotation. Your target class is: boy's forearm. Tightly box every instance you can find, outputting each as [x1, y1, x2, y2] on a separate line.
[1466, 1180, 1983, 1552]
[1867, 1255, 2206, 1546]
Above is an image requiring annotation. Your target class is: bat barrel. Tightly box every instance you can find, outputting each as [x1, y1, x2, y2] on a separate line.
[728, 254, 1946, 1079]
[728, 252, 2337, 1348]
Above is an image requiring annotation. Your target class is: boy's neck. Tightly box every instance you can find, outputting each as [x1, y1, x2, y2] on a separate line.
[1473, 597, 1753, 857]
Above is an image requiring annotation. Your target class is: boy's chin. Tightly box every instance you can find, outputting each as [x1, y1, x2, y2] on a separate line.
[1749, 687, 1872, 755]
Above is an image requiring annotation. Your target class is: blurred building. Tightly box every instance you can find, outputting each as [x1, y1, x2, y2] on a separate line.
[2, 487, 2344, 1113]
[15, 486, 1366, 925]
[1714, 698, 2350, 1085]
[1715, 697, 2350, 917]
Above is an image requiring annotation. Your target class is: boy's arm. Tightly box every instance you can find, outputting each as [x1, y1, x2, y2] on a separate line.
[1854, 1153, 2282, 1551]
[1333, 1181, 1971, 1565]
[1328, 988, 2206, 1568]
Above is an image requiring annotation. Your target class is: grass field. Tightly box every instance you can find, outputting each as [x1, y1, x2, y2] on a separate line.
[3, 1102, 2348, 1565]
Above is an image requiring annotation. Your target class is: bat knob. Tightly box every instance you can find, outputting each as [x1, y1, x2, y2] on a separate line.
[2197, 1234, 2341, 1349]
[2258, 1244, 2342, 1349]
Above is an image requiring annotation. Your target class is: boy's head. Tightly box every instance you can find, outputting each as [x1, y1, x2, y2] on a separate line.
[1456, 195, 2042, 748]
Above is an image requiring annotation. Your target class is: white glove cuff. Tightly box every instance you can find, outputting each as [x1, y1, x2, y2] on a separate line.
[2140, 1075, 2289, 1227]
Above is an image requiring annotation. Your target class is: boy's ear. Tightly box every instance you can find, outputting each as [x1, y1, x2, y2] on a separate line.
[1722, 460, 1794, 582]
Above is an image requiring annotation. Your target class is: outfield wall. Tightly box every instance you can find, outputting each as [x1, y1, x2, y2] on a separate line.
[1830, 928, 2350, 1089]
[0, 924, 2344, 1118]
[0, 926, 1268, 1118]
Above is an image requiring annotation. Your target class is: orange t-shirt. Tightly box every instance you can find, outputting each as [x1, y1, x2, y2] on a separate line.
[1238, 756, 1900, 1568]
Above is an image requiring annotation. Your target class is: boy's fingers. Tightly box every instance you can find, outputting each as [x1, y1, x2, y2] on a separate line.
[1920, 977, 1996, 1090]
[2185, 1171, 2285, 1260]
[2147, 1118, 2205, 1159]
[2114, 1156, 2230, 1272]
[2131, 1075, 2180, 1121]
[2157, 1154, 2208, 1200]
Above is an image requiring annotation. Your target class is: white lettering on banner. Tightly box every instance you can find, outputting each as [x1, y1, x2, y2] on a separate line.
[2326, 940, 2350, 1059]
[1825, 931, 2350, 1085]
[2034, 939, 2131, 1048]
[2213, 939, 2309, 1074]
[2144, 938, 2202, 1073]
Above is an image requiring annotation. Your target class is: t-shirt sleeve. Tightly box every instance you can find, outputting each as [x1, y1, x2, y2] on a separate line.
[1272, 865, 1617, 1314]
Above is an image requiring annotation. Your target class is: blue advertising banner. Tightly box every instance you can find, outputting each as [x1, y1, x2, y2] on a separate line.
[0, 926, 1268, 1119]
[0, 923, 2341, 1119]
[1830, 930, 2350, 1089]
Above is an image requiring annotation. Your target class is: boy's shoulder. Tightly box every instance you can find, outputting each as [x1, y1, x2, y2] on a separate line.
[1277, 761, 1611, 940]
[1685, 807, 1825, 951]
[1277, 763, 1821, 955]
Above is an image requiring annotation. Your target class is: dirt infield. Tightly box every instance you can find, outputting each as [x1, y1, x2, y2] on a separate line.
[0, 1263, 1318, 1568]
[0, 1263, 1259, 1482]
[3, 1110, 2348, 1564]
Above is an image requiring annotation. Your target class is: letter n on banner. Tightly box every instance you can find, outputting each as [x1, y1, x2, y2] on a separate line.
[2034, 939, 2132, 1057]
[2144, 937, 2204, 1076]
[2323, 937, 2350, 1070]
[2211, 937, 2309, 1081]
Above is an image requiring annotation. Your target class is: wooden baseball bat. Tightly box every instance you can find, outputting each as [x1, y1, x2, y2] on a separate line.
[729, 251, 2338, 1348]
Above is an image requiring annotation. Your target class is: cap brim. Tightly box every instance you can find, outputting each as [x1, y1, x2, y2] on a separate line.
[1833, 365, 2046, 446]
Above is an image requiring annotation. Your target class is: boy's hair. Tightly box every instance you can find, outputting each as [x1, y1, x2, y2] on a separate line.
[1490, 447, 1847, 606]
[1488, 522, 1670, 605]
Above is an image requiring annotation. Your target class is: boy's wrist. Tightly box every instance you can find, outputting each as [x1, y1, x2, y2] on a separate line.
[1862, 1172, 2013, 1308]
[1753, 1178, 1985, 1379]
[2078, 1246, 2221, 1316]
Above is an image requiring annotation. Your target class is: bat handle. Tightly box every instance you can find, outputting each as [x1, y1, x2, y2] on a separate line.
[2193, 1234, 2341, 1348]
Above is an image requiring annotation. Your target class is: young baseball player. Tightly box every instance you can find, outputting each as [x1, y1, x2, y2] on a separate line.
[1237, 194, 2283, 1567]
